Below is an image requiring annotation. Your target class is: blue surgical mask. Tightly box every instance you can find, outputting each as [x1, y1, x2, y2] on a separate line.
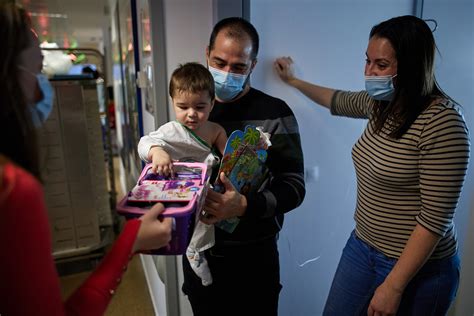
[30, 73, 54, 126]
[208, 65, 248, 101]
[365, 74, 397, 101]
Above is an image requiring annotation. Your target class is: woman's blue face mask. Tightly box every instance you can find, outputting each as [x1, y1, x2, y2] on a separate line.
[365, 74, 397, 101]
[19, 66, 54, 127]
[208, 65, 249, 102]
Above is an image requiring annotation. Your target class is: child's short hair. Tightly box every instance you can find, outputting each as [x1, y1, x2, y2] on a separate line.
[169, 62, 215, 100]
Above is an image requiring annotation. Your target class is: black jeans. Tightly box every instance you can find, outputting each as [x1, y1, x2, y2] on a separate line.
[182, 236, 282, 316]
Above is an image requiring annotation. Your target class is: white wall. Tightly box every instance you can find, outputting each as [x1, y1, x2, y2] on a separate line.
[422, 1, 474, 315]
[163, 0, 214, 122]
[423, 0, 474, 253]
[138, 0, 214, 133]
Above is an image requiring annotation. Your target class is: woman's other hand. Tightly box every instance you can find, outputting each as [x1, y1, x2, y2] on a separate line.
[274, 56, 296, 85]
[133, 203, 173, 252]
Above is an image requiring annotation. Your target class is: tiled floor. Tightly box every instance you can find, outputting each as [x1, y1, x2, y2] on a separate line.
[58, 157, 155, 315]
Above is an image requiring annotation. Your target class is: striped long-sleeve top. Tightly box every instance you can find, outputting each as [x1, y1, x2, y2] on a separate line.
[331, 90, 470, 259]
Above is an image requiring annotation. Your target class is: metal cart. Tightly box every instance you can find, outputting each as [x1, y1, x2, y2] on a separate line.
[38, 48, 118, 273]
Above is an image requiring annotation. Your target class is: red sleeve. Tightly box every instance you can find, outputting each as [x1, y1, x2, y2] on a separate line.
[65, 219, 141, 316]
[0, 163, 142, 316]
[0, 163, 66, 316]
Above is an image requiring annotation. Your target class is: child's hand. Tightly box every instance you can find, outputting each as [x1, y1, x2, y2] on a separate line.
[149, 147, 174, 176]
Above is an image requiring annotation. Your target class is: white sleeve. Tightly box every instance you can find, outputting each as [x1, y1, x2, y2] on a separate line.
[137, 122, 173, 162]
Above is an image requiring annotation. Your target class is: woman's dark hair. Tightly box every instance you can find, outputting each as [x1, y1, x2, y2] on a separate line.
[208, 17, 259, 60]
[370, 15, 451, 138]
[0, 3, 41, 179]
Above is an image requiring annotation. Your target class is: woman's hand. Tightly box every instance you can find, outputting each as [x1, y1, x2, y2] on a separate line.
[274, 56, 296, 85]
[133, 203, 173, 252]
[367, 281, 403, 316]
[367, 224, 441, 316]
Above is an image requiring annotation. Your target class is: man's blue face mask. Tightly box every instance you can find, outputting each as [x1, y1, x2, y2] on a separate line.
[365, 74, 397, 101]
[208, 65, 248, 102]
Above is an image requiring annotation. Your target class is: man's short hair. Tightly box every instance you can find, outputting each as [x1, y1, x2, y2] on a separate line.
[209, 17, 259, 60]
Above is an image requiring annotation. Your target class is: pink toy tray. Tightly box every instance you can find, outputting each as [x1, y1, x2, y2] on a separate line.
[116, 162, 208, 255]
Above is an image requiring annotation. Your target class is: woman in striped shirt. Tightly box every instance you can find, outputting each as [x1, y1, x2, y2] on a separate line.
[274, 15, 470, 316]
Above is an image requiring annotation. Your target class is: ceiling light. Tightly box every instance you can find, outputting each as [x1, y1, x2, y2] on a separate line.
[29, 12, 68, 19]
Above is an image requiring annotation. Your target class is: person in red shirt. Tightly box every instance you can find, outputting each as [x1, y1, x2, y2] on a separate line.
[0, 3, 173, 315]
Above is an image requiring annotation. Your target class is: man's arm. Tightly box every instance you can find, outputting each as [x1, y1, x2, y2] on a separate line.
[243, 120, 305, 220]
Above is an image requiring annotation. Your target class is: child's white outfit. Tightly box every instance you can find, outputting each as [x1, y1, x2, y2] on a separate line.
[138, 121, 218, 286]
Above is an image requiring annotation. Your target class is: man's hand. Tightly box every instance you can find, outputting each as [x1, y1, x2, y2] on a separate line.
[201, 172, 247, 224]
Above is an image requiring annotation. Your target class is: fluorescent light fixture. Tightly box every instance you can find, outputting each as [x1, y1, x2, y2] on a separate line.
[29, 12, 68, 19]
